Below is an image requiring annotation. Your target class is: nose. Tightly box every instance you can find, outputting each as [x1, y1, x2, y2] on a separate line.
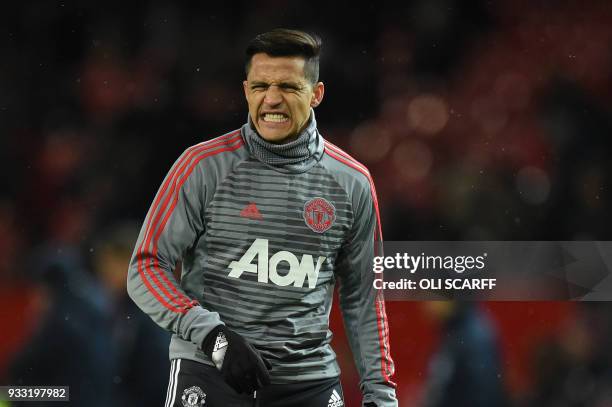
[263, 85, 283, 106]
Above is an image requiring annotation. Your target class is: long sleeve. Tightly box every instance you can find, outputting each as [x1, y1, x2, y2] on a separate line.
[336, 178, 397, 407]
[126, 147, 223, 349]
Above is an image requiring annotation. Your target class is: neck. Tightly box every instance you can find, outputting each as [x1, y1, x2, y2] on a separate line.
[242, 109, 324, 173]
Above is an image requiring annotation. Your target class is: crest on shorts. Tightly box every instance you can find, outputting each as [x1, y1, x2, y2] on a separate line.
[181, 386, 206, 407]
[303, 197, 336, 233]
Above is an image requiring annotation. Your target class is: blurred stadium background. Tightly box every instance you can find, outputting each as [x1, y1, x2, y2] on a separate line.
[1, 1, 612, 406]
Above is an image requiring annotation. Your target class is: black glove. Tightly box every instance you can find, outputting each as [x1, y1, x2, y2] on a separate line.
[202, 325, 271, 394]
[364, 403, 378, 407]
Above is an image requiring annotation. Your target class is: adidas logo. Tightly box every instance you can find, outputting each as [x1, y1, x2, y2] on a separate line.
[240, 202, 262, 220]
[327, 389, 344, 407]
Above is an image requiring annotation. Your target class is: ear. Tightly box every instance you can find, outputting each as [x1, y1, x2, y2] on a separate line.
[310, 82, 325, 108]
[243, 80, 249, 99]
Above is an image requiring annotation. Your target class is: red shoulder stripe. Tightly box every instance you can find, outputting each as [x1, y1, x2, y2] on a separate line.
[324, 140, 395, 386]
[142, 131, 242, 308]
[139, 132, 243, 313]
[137, 130, 243, 313]
[323, 141, 382, 240]
[138, 131, 242, 310]
[147, 137, 244, 308]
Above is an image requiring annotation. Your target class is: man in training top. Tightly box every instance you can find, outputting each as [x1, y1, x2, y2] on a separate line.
[127, 28, 397, 407]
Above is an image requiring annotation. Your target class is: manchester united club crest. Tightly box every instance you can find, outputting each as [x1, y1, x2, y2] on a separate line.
[181, 386, 206, 406]
[303, 197, 336, 233]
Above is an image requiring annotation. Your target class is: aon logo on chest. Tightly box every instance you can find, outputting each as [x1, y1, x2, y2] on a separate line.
[228, 239, 326, 289]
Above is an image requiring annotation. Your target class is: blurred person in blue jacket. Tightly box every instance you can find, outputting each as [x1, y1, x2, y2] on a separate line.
[421, 302, 508, 407]
[93, 222, 171, 407]
[9, 245, 114, 407]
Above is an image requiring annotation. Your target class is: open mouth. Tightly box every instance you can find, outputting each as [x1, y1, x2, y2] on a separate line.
[261, 113, 289, 123]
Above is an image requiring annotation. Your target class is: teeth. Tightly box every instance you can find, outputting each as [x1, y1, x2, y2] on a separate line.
[263, 113, 288, 123]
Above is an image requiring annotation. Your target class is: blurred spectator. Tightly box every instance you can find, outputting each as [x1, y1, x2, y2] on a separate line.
[92, 222, 170, 407]
[9, 245, 114, 407]
[524, 303, 612, 407]
[421, 302, 508, 407]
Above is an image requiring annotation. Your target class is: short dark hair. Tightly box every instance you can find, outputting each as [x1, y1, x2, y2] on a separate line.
[245, 28, 322, 84]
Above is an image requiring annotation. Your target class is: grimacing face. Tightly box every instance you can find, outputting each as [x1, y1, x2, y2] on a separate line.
[243, 53, 324, 144]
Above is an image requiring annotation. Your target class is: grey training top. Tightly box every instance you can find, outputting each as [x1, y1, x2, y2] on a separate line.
[127, 110, 397, 406]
